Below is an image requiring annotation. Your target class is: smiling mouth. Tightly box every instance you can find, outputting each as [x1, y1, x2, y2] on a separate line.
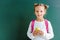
[38, 14, 42, 16]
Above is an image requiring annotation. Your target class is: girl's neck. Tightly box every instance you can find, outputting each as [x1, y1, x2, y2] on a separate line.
[36, 17, 44, 22]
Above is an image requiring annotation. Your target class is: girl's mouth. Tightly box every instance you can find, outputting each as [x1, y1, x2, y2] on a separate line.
[38, 14, 42, 17]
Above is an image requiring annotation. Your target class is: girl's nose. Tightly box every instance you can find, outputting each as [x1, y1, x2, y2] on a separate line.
[38, 10, 42, 14]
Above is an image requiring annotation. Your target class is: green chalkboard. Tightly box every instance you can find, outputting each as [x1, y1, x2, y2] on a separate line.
[0, 0, 60, 40]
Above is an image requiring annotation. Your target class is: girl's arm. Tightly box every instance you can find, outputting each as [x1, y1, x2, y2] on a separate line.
[44, 21, 54, 40]
[27, 21, 35, 40]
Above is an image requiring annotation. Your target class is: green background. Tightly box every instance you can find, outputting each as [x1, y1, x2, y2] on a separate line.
[0, 0, 60, 40]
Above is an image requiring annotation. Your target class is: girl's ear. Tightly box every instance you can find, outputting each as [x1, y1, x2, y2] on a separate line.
[44, 9, 47, 15]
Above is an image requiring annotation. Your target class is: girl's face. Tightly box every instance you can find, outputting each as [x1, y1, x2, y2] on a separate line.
[35, 6, 46, 19]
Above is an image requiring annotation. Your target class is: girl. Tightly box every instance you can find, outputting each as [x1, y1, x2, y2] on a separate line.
[27, 3, 54, 40]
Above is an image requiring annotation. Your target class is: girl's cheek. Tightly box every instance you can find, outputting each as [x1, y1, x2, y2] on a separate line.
[35, 12, 37, 16]
[42, 11, 46, 14]
[35, 13, 39, 17]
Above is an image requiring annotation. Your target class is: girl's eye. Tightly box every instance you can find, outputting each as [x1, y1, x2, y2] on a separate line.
[40, 10, 43, 12]
[36, 11, 39, 12]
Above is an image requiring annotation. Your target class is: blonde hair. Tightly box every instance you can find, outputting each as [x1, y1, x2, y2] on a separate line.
[34, 3, 49, 10]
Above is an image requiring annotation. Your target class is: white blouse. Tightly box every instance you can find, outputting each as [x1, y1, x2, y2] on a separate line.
[27, 20, 54, 40]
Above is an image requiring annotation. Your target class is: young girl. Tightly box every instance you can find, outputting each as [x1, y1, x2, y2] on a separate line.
[27, 3, 54, 40]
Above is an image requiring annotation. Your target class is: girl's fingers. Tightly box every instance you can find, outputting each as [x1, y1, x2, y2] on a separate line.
[33, 31, 37, 36]
[39, 31, 44, 35]
[33, 30, 44, 36]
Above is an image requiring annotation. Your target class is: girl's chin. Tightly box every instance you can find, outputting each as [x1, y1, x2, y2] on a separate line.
[37, 17, 42, 19]
[37, 16, 43, 18]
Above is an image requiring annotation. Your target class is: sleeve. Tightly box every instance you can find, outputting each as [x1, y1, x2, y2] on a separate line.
[44, 21, 54, 40]
[27, 21, 35, 40]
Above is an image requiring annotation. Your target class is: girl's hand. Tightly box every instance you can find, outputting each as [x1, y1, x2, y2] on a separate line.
[33, 30, 39, 36]
[39, 30, 44, 36]
[33, 30, 44, 36]
[33, 30, 37, 36]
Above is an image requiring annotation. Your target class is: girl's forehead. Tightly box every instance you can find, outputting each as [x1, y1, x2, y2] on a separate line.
[35, 6, 45, 10]
[35, 6, 44, 8]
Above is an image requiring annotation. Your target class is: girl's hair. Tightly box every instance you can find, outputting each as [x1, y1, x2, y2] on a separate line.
[34, 3, 49, 10]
